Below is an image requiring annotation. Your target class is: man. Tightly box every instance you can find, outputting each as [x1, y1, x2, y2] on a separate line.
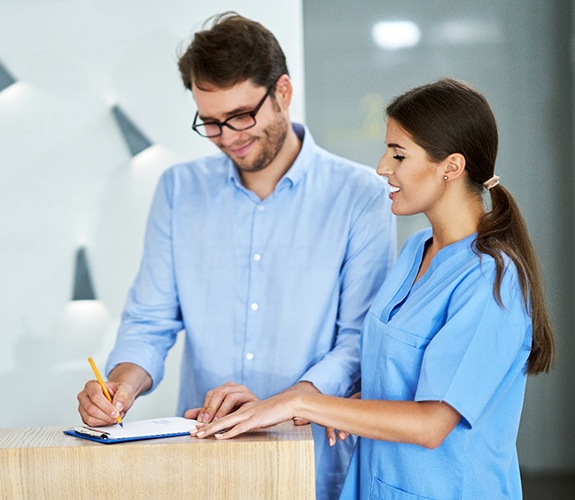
[78, 12, 395, 499]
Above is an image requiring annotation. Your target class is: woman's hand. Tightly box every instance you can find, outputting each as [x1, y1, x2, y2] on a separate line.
[190, 391, 298, 440]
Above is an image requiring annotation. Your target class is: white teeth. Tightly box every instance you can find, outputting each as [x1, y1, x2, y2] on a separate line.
[390, 185, 401, 194]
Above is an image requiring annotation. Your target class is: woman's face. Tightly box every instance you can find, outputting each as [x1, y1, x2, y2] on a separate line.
[377, 118, 446, 217]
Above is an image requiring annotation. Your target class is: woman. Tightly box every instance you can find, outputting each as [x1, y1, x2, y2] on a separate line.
[191, 78, 555, 499]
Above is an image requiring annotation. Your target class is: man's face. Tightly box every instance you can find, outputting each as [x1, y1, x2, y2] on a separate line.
[192, 79, 290, 174]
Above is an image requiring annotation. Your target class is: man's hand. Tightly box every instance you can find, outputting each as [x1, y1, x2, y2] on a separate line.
[77, 380, 134, 427]
[77, 363, 151, 426]
[184, 382, 259, 423]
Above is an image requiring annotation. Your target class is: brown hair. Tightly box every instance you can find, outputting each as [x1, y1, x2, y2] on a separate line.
[386, 78, 554, 375]
[177, 11, 289, 92]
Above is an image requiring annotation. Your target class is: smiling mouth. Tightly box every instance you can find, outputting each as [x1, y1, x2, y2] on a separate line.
[389, 184, 401, 194]
[229, 138, 256, 156]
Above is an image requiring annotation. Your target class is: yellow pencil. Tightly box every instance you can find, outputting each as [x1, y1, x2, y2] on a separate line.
[88, 357, 123, 427]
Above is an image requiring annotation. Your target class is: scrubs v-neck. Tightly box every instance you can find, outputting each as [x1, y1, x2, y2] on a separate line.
[340, 228, 532, 499]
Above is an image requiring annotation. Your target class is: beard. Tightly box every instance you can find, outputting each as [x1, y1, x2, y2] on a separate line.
[223, 114, 289, 174]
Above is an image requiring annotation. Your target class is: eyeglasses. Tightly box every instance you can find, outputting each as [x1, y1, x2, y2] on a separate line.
[192, 85, 274, 138]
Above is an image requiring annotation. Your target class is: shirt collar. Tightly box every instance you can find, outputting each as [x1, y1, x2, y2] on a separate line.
[227, 122, 315, 189]
[282, 122, 313, 187]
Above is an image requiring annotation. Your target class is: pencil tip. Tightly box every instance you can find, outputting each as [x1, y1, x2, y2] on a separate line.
[119, 422, 124, 428]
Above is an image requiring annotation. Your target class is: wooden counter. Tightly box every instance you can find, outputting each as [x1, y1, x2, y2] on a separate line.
[0, 421, 315, 499]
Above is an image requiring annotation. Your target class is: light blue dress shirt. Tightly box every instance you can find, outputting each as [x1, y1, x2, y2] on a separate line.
[107, 123, 396, 500]
[340, 228, 532, 499]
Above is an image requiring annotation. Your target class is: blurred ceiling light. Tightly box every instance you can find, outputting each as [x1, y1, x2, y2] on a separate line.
[0, 60, 17, 93]
[372, 21, 421, 50]
[112, 104, 153, 158]
[438, 20, 503, 44]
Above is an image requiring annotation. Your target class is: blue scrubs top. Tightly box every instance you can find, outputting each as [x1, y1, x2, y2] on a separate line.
[340, 228, 532, 500]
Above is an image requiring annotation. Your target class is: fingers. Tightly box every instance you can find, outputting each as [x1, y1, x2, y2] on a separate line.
[77, 380, 134, 427]
[184, 408, 202, 420]
[326, 426, 337, 446]
[197, 383, 259, 423]
[337, 430, 350, 442]
[109, 384, 133, 417]
[190, 413, 239, 439]
[77, 380, 119, 427]
[326, 427, 336, 446]
[325, 426, 350, 447]
[192, 406, 255, 440]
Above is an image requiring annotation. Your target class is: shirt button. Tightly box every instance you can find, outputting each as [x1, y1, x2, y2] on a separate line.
[257, 205, 265, 211]
[253, 253, 261, 261]
[250, 303, 259, 311]
[245, 352, 254, 360]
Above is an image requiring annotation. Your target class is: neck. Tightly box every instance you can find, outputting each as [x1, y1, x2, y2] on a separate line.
[426, 191, 484, 251]
[413, 184, 484, 285]
[240, 126, 301, 200]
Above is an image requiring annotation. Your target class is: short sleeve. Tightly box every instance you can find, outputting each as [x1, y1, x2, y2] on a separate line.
[414, 261, 532, 428]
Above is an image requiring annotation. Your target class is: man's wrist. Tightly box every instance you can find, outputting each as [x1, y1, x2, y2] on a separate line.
[108, 362, 152, 396]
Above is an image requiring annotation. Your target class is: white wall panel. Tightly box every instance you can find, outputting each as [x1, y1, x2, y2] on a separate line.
[0, 0, 304, 426]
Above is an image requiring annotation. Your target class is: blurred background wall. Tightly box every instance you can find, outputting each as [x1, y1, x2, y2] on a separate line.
[0, 0, 573, 484]
[303, 0, 574, 478]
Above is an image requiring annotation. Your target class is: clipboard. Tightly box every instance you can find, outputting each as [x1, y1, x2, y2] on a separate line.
[64, 416, 197, 444]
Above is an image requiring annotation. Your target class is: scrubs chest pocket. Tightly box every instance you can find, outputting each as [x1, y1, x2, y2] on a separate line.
[362, 314, 431, 400]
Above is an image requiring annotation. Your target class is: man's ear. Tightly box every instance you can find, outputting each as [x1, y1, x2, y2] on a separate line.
[274, 74, 292, 108]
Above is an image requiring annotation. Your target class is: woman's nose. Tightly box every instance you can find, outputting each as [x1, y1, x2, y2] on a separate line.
[376, 154, 391, 177]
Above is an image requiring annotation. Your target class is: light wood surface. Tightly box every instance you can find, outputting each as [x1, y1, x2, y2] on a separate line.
[0, 421, 315, 499]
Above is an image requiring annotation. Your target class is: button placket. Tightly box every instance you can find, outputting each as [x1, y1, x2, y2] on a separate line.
[242, 201, 267, 376]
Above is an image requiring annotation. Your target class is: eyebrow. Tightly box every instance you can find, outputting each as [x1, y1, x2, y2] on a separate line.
[387, 143, 406, 150]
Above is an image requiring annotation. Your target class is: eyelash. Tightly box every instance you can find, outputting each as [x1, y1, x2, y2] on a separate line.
[393, 155, 405, 161]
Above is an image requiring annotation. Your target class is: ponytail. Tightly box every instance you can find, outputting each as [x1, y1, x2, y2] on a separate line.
[475, 184, 555, 374]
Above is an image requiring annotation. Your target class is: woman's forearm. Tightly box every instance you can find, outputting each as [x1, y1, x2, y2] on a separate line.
[294, 393, 461, 449]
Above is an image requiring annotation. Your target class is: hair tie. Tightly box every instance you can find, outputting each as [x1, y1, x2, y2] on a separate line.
[483, 175, 500, 190]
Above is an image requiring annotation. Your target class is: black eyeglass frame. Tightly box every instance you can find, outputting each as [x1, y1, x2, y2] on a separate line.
[192, 84, 275, 138]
